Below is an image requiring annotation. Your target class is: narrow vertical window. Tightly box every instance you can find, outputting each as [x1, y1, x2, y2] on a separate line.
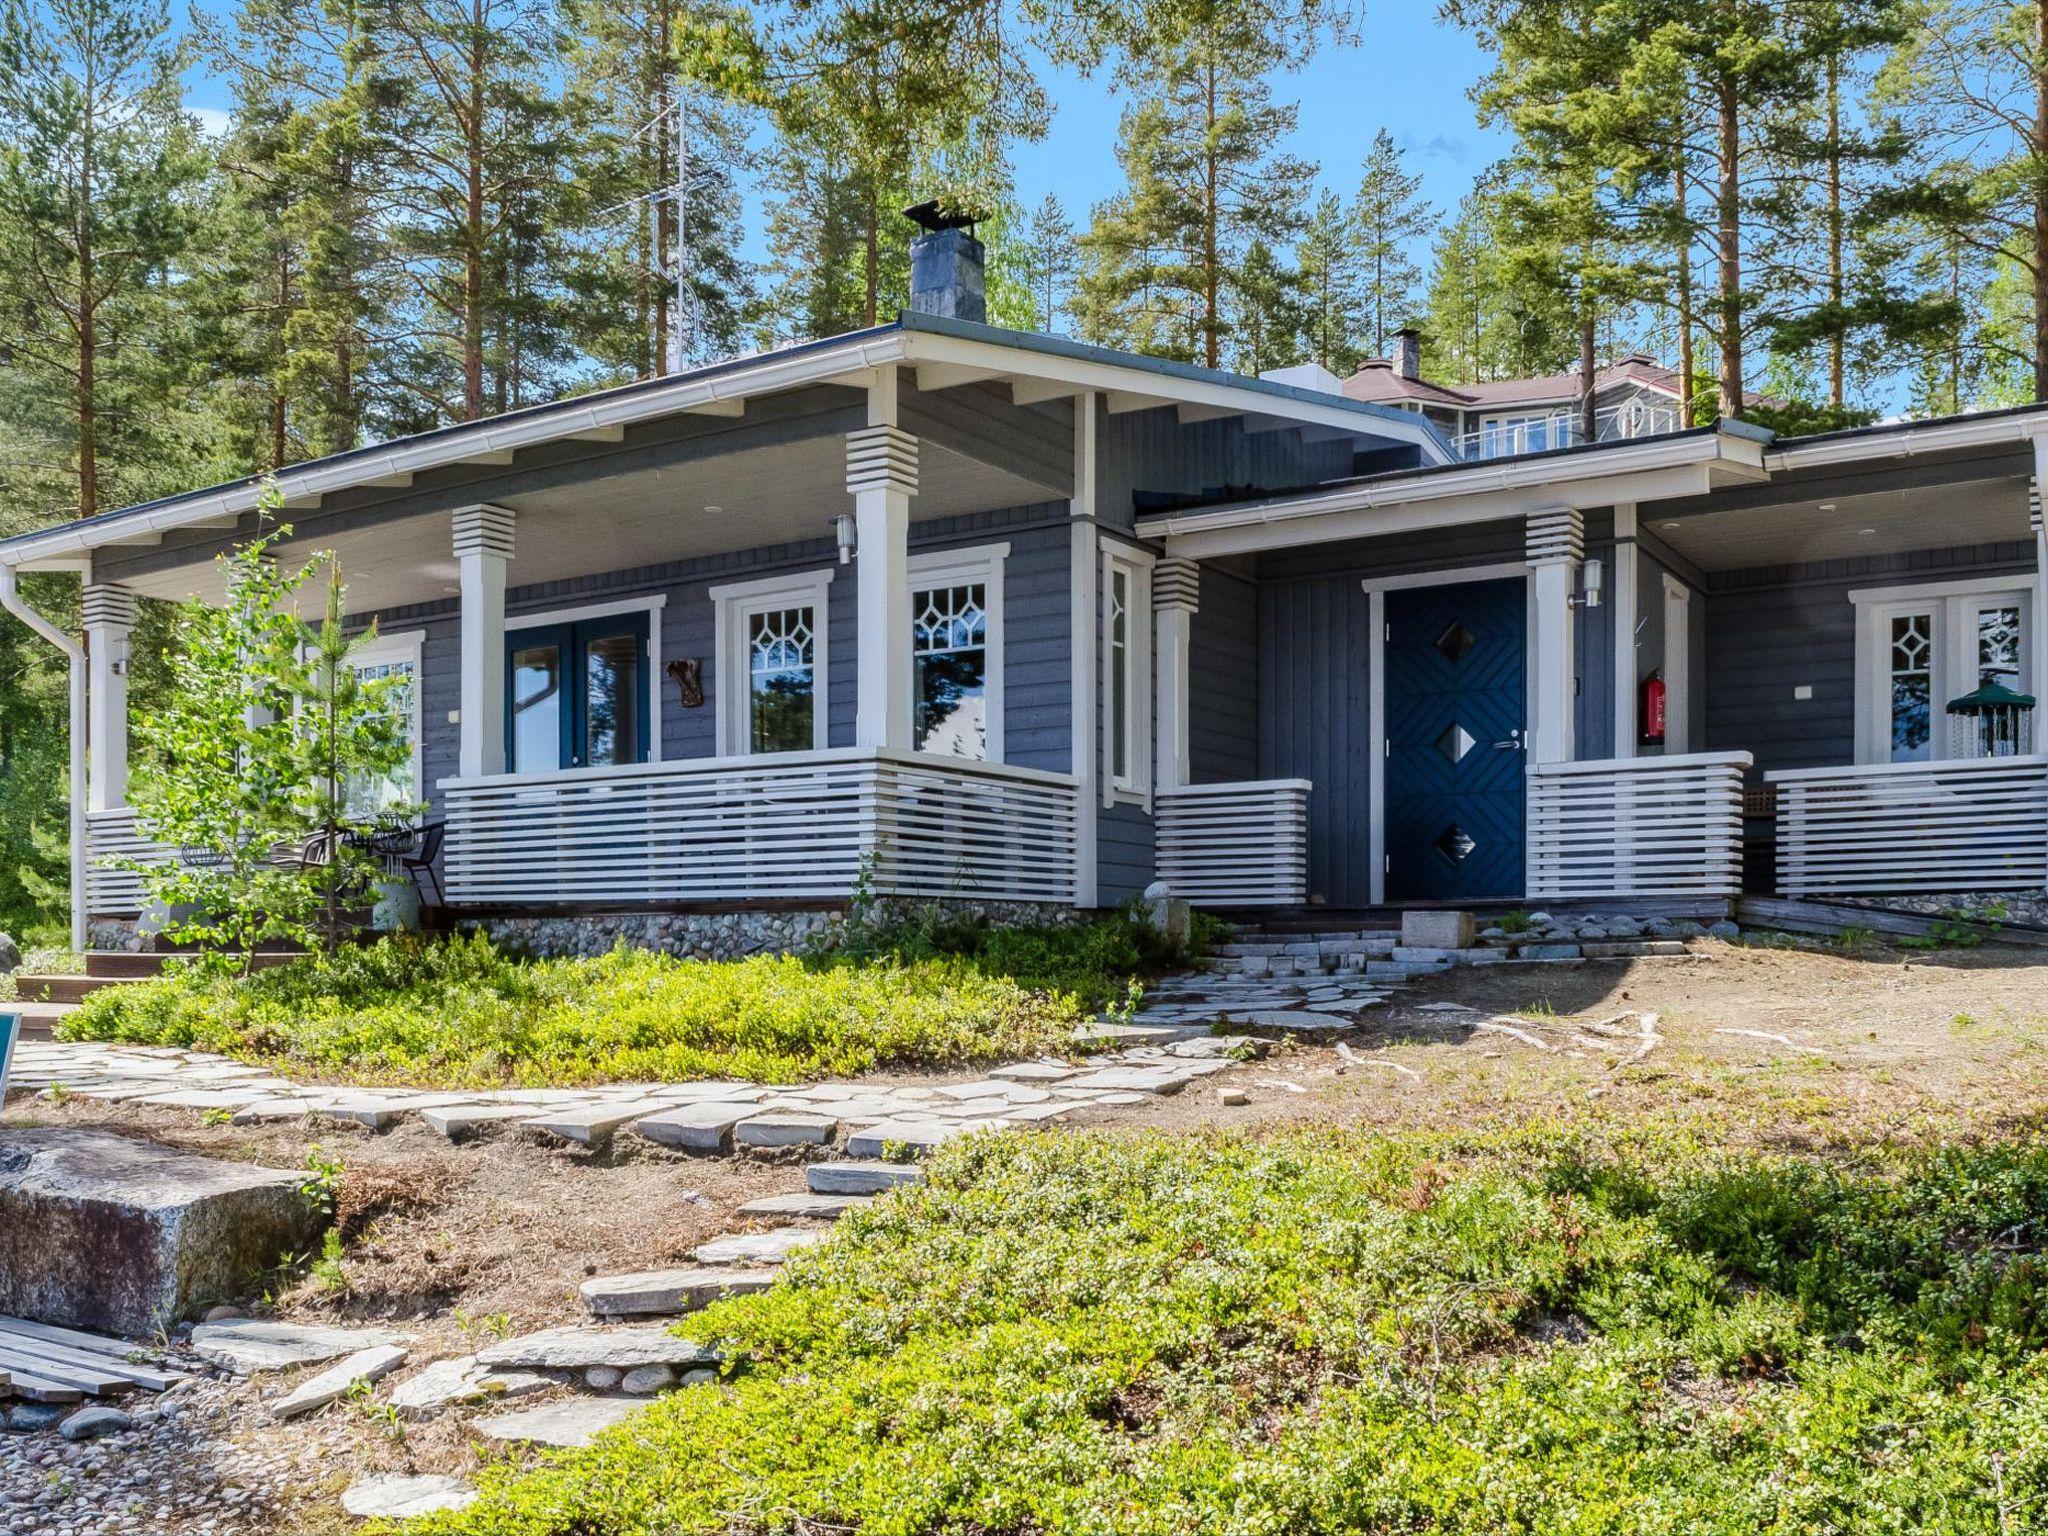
[748, 605, 816, 754]
[347, 654, 417, 813]
[1977, 604, 2023, 691]
[912, 582, 988, 758]
[1109, 564, 1130, 783]
[1889, 611, 1933, 762]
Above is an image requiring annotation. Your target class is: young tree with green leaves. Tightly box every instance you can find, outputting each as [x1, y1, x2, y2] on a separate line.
[1352, 128, 1430, 355]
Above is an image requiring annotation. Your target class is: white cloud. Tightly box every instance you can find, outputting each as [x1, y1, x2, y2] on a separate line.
[188, 104, 233, 140]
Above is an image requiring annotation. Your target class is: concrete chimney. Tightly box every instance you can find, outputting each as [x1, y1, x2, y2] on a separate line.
[904, 200, 985, 325]
[1391, 327, 1423, 381]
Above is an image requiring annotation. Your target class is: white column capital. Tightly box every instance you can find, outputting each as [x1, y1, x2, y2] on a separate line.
[452, 503, 517, 559]
[1152, 557, 1201, 615]
[846, 425, 919, 497]
[1526, 506, 1585, 566]
[81, 583, 138, 631]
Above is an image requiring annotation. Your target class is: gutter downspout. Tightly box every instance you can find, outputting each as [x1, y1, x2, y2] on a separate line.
[0, 562, 89, 952]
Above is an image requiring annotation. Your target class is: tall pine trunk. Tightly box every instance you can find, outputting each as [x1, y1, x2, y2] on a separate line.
[1714, 74, 1744, 417]
[1201, 53, 1221, 369]
[1579, 302, 1597, 443]
[462, 17, 487, 421]
[1675, 132, 1694, 423]
[76, 52, 97, 518]
[2034, 0, 2048, 400]
[1826, 53, 1845, 410]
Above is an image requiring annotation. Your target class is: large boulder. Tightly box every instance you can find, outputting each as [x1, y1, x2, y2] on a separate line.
[0, 931, 20, 974]
[0, 1128, 324, 1336]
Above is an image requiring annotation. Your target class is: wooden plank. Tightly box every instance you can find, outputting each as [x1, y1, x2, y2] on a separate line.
[0, 1343, 130, 1395]
[0, 1314, 165, 1360]
[0, 1322, 183, 1390]
[0, 1367, 84, 1404]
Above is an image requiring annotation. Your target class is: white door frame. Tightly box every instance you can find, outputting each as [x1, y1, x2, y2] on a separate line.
[1660, 573, 1691, 755]
[1363, 560, 1535, 907]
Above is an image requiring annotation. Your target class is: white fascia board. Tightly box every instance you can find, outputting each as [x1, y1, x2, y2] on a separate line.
[899, 330, 1456, 466]
[1136, 431, 1764, 557]
[1766, 408, 2048, 471]
[0, 333, 913, 568]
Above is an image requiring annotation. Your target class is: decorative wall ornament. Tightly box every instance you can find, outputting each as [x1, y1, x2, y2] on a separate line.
[666, 656, 704, 709]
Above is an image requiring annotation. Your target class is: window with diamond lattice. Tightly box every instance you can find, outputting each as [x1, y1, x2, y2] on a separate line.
[1889, 611, 1933, 762]
[912, 582, 988, 758]
[749, 605, 815, 754]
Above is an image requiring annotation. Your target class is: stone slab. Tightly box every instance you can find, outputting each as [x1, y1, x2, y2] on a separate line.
[733, 1113, 837, 1148]
[191, 1318, 405, 1375]
[580, 1266, 777, 1318]
[420, 1104, 534, 1140]
[268, 1342, 408, 1420]
[807, 1160, 924, 1196]
[844, 1119, 965, 1158]
[987, 1062, 1079, 1083]
[474, 1325, 721, 1372]
[342, 1474, 478, 1519]
[0, 1129, 324, 1336]
[474, 1396, 646, 1449]
[628, 1102, 751, 1153]
[735, 1191, 869, 1221]
[524, 1102, 672, 1146]
[693, 1228, 825, 1266]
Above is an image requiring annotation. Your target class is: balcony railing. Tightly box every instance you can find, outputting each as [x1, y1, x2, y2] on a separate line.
[1770, 755, 2048, 896]
[1452, 400, 1682, 462]
[439, 748, 1080, 908]
[1527, 751, 1753, 900]
[1154, 779, 1311, 907]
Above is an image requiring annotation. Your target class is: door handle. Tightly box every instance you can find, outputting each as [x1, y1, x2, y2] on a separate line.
[1492, 730, 1523, 750]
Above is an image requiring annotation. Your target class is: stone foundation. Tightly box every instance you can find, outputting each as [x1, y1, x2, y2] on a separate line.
[1837, 891, 2048, 930]
[86, 918, 151, 953]
[461, 898, 1084, 962]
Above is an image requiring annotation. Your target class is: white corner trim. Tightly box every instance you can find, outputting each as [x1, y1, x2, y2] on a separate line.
[1358, 559, 1531, 595]
[713, 566, 834, 756]
[909, 541, 1009, 763]
[1848, 573, 2033, 608]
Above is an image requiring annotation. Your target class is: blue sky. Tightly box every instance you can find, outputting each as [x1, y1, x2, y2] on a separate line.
[181, 6, 1505, 273]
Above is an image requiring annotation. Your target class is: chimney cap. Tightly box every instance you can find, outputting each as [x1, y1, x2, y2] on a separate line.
[904, 199, 979, 236]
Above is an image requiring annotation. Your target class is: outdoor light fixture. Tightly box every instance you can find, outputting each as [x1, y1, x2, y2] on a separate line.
[834, 512, 857, 564]
[1570, 556, 1604, 609]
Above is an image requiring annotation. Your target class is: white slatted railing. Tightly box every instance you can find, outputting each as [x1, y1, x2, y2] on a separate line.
[1154, 779, 1311, 907]
[1771, 755, 2048, 896]
[439, 748, 1078, 907]
[1528, 751, 1752, 900]
[86, 809, 170, 916]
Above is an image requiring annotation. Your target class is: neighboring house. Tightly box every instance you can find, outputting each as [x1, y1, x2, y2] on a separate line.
[4, 215, 2045, 954]
[1333, 327, 1690, 461]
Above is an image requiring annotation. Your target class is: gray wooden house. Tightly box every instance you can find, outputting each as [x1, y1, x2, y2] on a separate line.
[6, 221, 2045, 950]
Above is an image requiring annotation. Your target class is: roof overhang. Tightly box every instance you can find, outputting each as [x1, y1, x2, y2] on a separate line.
[1136, 426, 1771, 560]
[0, 315, 1450, 573]
[1766, 404, 2048, 473]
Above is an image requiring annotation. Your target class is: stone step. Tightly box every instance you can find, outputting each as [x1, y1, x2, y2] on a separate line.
[579, 1266, 778, 1319]
[736, 1190, 872, 1221]
[806, 1160, 924, 1196]
[693, 1228, 825, 1266]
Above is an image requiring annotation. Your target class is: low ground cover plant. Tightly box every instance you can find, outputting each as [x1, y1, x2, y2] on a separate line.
[59, 913, 1195, 1086]
[397, 1124, 2048, 1535]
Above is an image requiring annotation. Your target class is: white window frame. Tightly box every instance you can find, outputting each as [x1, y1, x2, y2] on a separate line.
[908, 541, 1008, 763]
[345, 628, 425, 806]
[1660, 573, 1692, 754]
[504, 593, 667, 767]
[1101, 543, 1155, 804]
[710, 568, 833, 756]
[1851, 576, 2035, 765]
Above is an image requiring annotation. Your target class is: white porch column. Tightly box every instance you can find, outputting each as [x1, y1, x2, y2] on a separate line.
[454, 504, 515, 779]
[2032, 461, 2048, 722]
[848, 372, 917, 752]
[1152, 558, 1199, 791]
[1527, 506, 1584, 766]
[1069, 390, 1100, 908]
[82, 583, 136, 813]
[1611, 503, 1639, 758]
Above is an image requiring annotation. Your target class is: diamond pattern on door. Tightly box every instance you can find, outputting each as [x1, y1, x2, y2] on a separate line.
[1384, 578, 1527, 901]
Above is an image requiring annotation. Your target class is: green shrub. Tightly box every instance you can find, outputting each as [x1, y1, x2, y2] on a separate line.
[59, 930, 1102, 1086]
[389, 1127, 2048, 1536]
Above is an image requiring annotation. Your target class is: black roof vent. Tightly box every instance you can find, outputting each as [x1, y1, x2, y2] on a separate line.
[903, 199, 978, 236]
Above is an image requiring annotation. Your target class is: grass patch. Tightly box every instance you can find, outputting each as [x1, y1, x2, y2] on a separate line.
[57, 914, 1195, 1087]
[394, 1124, 2048, 1535]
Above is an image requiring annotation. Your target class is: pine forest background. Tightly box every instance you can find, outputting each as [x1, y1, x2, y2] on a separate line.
[4, 0, 2048, 938]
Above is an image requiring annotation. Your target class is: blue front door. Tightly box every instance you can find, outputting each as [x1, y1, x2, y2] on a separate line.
[1384, 578, 1526, 902]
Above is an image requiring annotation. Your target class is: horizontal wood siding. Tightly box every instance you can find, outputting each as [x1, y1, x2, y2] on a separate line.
[1704, 542, 2036, 776]
[364, 502, 1074, 815]
[1190, 563, 1260, 783]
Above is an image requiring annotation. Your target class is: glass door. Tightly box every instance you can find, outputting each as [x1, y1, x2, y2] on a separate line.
[506, 613, 651, 772]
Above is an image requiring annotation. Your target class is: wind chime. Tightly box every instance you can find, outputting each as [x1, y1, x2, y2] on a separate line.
[1946, 682, 2037, 758]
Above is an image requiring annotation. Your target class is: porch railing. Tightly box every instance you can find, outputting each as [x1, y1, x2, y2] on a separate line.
[1527, 751, 1752, 900]
[1770, 755, 2048, 896]
[1154, 779, 1311, 907]
[439, 748, 1080, 908]
[85, 808, 163, 916]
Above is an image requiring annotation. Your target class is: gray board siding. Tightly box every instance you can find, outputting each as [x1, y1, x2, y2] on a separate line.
[1703, 541, 2038, 777]
[1189, 563, 1260, 784]
[364, 501, 1076, 809]
[1095, 404, 1364, 534]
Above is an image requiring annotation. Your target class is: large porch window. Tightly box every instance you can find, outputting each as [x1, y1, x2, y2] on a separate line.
[345, 631, 423, 814]
[908, 542, 1006, 761]
[713, 569, 832, 755]
[506, 600, 659, 772]
[1854, 578, 2034, 764]
[1102, 544, 1154, 798]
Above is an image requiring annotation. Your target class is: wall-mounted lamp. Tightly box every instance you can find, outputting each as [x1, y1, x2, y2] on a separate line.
[1569, 557, 1604, 610]
[833, 513, 857, 565]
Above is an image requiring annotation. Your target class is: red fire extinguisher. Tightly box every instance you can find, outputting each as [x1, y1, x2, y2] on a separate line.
[1641, 670, 1667, 746]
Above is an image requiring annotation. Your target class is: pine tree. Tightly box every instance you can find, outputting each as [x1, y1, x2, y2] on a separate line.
[1019, 193, 1078, 332]
[1352, 128, 1431, 355]
[1226, 236, 1300, 374]
[1296, 189, 1362, 373]
[0, 0, 210, 519]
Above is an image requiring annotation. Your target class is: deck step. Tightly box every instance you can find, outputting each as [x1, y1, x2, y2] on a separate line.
[14, 974, 129, 1005]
